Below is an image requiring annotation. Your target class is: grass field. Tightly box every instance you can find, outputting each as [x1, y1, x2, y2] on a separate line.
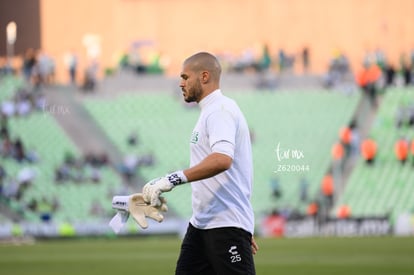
[1, 236, 414, 275]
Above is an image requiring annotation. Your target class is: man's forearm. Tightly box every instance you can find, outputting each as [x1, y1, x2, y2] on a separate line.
[183, 152, 232, 182]
[142, 153, 233, 206]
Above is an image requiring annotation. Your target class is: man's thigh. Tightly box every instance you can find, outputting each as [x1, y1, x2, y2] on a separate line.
[175, 224, 214, 275]
[204, 227, 256, 275]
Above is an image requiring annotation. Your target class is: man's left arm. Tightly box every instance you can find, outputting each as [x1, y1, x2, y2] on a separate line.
[142, 152, 232, 206]
[183, 152, 232, 182]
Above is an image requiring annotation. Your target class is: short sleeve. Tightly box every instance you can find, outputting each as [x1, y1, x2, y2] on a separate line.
[206, 108, 237, 158]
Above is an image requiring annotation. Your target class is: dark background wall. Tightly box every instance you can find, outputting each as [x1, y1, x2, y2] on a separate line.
[0, 0, 41, 56]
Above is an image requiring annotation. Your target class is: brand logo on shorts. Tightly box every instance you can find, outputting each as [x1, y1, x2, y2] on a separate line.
[228, 246, 241, 263]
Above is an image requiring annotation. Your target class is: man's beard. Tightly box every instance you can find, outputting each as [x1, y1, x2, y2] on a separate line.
[184, 80, 203, 103]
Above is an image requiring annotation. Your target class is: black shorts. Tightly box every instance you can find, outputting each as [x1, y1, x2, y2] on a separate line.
[175, 223, 256, 275]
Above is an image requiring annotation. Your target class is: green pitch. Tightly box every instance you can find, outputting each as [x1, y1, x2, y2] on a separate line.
[1, 236, 414, 275]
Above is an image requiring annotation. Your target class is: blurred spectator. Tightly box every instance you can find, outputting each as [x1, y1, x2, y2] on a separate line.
[360, 138, 377, 165]
[299, 177, 309, 203]
[22, 48, 37, 83]
[36, 50, 56, 86]
[81, 59, 98, 92]
[338, 124, 353, 160]
[55, 162, 71, 182]
[395, 105, 406, 128]
[374, 48, 386, 70]
[356, 62, 382, 108]
[384, 62, 396, 87]
[84, 152, 109, 167]
[146, 51, 165, 74]
[89, 167, 102, 183]
[0, 164, 5, 185]
[54, 153, 108, 184]
[302, 46, 310, 73]
[323, 52, 352, 90]
[401, 61, 412, 86]
[27, 198, 38, 212]
[394, 137, 409, 165]
[337, 204, 351, 219]
[0, 113, 7, 132]
[34, 93, 47, 111]
[339, 126, 352, 155]
[1, 167, 33, 202]
[118, 51, 129, 69]
[65, 50, 78, 84]
[278, 49, 295, 72]
[17, 167, 36, 186]
[137, 153, 155, 167]
[1, 87, 48, 120]
[307, 200, 319, 217]
[409, 105, 414, 127]
[259, 44, 272, 72]
[278, 49, 286, 71]
[1, 134, 13, 158]
[1, 99, 15, 117]
[321, 174, 334, 208]
[16, 97, 31, 117]
[127, 131, 139, 147]
[13, 167, 36, 203]
[26, 147, 40, 163]
[261, 210, 285, 237]
[349, 119, 360, 156]
[118, 154, 138, 182]
[71, 161, 85, 183]
[331, 142, 344, 161]
[237, 48, 255, 72]
[270, 176, 282, 200]
[2, 177, 21, 201]
[27, 196, 59, 222]
[13, 138, 26, 162]
[255, 44, 276, 89]
[64, 151, 76, 165]
[396, 103, 414, 129]
[37, 197, 57, 223]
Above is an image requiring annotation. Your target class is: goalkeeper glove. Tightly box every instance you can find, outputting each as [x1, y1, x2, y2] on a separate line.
[110, 193, 168, 233]
[143, 171, 187, 206]
[129, 193, 168, 229]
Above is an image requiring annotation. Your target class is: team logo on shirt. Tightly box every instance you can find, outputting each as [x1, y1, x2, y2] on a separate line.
[190, 131, 199, 144]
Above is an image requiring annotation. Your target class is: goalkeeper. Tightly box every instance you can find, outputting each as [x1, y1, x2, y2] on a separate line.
[143, 52, 258, 275]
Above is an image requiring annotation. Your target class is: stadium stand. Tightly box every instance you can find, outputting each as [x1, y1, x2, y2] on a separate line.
[1, 76, 122, 224]
[5, 74, 389, 229]
[336, 88, 414, 222]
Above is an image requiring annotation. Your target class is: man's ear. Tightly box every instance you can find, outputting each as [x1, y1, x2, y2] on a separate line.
[200, 71, 210, 84]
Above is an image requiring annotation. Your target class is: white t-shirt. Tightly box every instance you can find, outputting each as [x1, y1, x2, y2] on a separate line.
[189, 90, 254, 234]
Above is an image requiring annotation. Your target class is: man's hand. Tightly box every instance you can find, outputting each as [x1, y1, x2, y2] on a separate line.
[128, 193, 168, 229]
[251, 236, 259, 255]
[143, 171, 187, 206]
[142, 177, 174, 206]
